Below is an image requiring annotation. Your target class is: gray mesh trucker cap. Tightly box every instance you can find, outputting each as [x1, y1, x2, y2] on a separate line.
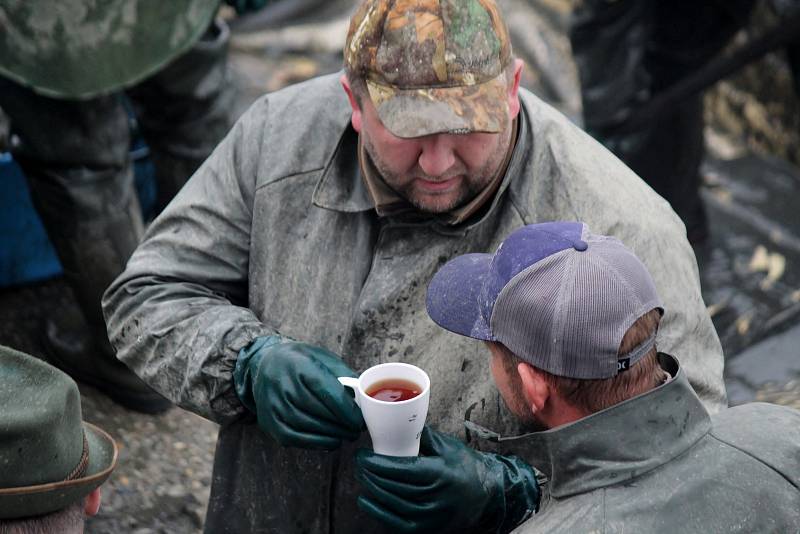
[426, 222, 664, 379]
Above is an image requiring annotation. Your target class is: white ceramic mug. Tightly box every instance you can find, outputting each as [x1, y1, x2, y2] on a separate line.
[338, 362, 430, 457]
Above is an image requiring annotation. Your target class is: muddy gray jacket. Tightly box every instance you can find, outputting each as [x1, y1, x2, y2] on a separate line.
[513, 354, 800, 534]
[103, 73, 726, 533]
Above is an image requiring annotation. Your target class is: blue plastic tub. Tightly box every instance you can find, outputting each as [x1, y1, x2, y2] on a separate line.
[0, 141, 156, 288]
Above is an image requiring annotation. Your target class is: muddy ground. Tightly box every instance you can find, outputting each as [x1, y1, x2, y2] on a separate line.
[0, 1, 798, 532]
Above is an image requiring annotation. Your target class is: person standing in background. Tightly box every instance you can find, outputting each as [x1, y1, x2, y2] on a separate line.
[0, 0, 242, 413]
[569, 0, 756, 244]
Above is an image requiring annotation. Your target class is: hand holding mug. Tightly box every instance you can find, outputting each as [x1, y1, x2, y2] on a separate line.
[234, 336, 365, 450]
[355, 426, 540, 533]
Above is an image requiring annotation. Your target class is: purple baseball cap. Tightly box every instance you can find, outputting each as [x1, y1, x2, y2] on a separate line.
[426, 222, 664, 379]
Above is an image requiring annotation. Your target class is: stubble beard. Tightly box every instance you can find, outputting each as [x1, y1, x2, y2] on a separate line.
[363, 134, 510, 214]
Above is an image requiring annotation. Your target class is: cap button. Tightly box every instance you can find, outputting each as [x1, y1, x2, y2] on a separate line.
[573, 240, 588, 251]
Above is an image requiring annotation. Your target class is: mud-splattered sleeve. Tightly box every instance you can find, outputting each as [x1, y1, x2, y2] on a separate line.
[102, 99, 274, 424]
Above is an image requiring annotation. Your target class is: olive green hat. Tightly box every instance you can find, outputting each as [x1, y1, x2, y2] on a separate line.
[0, 346, 118, 520]
[344, 0, 513, 138]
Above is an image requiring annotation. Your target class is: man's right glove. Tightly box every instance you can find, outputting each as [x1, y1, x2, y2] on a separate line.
[355, 426, 540, 533]
[234, 335, 365, 450]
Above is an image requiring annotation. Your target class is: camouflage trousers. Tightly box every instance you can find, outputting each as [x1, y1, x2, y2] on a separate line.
[569, 0, 756, 243]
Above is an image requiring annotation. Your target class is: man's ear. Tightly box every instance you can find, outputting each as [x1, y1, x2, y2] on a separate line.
[340, 74, 363, 133]
[507, 58, 524, 120]
[517, 362, 547, 416]
[84, 488, 102, 516]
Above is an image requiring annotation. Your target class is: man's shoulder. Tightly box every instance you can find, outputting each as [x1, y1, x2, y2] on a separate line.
[510, 88, 680, 237]
[244, 72, 349, 125]
[709, 403, 800, 487]
[515, 88, 641, 185]
[517, 88, 575, 126]
[711, 402, 800, 441]
[516, 88, 596, 149]
[234, 72, 352, 187]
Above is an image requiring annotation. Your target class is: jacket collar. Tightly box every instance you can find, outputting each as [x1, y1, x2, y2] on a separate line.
[311, 102, 532, 233]
[312, 120, 374, 213]
[521, 354, 712, 499]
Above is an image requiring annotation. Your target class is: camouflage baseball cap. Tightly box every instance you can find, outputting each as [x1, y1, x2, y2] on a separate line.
[344, 0, 513, 138]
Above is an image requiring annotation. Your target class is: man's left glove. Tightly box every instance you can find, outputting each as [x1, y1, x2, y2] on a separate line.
[355, 426, 540, 534]
[234, 335, 365, 450]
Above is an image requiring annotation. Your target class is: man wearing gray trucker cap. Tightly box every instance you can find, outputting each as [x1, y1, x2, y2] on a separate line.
[357, 221, 800, 533]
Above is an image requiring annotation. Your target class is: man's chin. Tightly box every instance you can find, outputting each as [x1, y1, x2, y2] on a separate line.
[413, 201, 459, 214]
[407, 190, 466, 214]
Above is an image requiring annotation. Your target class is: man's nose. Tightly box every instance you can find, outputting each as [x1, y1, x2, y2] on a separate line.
[417, 135, 456, 177]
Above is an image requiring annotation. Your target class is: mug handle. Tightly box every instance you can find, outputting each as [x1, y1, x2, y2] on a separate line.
[338, 376, 361, 406]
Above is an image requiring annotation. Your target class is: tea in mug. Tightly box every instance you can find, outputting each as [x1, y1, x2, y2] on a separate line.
[366, 379, 422, 402]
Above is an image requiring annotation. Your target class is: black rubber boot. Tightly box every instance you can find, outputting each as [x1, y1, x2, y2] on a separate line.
[31, 169, 172, 414]
[0, 79, 171, 414]
[43, 316, 172, 415]
[38, 188, 171, 414]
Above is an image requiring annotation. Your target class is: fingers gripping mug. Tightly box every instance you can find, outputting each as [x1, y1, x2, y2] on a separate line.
[338, 362, 430, 457]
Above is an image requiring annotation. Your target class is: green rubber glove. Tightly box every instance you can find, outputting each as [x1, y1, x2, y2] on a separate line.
[224, 0, 271, 15]
[356, 426, 539, 534]
[234, 335, 365, 450]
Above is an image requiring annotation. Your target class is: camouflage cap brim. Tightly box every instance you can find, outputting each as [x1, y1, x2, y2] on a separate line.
[366, 72, 510, 138]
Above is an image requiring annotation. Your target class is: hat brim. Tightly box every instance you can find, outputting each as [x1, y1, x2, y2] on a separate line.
[426, 253, 495, 341]
[366, 72, 510, 139]
[0, 422, 118, 520]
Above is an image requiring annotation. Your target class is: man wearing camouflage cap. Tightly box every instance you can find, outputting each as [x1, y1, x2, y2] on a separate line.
[104, 0, 727, 531]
